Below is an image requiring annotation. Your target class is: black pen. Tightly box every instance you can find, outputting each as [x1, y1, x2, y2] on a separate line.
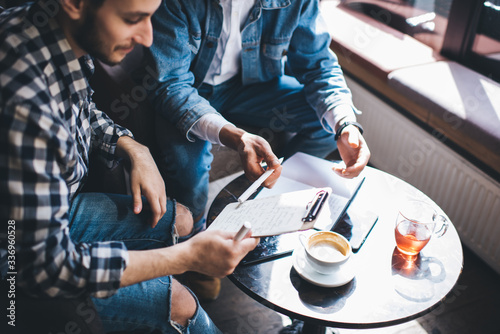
[302, 190, 329, 222]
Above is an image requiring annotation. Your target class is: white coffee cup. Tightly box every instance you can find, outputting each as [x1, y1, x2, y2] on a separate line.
[299, 231, 352, 274]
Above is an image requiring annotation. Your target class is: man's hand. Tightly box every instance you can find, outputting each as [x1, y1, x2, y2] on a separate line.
[182, 230, 260, 277]
[332, 125, 371, 178]
[219, 125, 282, 188]
[116, 136, 167, 227]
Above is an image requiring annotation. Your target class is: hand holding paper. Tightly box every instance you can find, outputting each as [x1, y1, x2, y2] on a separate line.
[208, 187, 333, 237]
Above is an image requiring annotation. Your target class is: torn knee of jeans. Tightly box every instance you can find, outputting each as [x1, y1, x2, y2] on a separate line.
[169, 294, 198, 334]
[172, 225, 180, 245]
[169, 320, 188, 334]
[174, 204, 195, 238]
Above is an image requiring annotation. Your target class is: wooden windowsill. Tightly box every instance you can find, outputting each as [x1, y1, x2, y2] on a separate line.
[321, 1, 444, 79]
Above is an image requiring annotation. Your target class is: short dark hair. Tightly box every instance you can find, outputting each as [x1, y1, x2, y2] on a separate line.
[31, 0, 105, 9]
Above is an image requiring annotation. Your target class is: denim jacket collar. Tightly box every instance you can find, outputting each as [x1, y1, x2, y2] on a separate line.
[213, 0, 291, 9]
[259, 0, 291, 9]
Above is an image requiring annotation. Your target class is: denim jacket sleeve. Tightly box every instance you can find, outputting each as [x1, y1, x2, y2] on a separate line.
[287, 0, 356, 132]
[147, 0, 218, 139]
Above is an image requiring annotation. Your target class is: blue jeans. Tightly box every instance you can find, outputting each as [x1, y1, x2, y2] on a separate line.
[155, 75, 337, 223]
[68, 193, 221, 334]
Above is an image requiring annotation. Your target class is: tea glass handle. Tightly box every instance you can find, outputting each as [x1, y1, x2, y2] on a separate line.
[434, 214, 449, 238]
[299, 234, 308, 250]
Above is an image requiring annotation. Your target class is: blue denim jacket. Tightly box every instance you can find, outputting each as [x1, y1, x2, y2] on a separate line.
[148, 0, 355, 136]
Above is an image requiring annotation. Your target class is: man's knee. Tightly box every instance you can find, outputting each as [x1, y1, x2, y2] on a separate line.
[170, 279, 197, 327]
[175, 203, 194, 237]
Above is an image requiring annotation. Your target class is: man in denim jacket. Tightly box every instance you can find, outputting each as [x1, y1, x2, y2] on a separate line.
[143, 0, 371, 298]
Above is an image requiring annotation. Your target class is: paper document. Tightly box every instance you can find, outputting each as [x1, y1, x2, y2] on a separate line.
[257, 152, 364, 231]
[207, 187, 332, 237]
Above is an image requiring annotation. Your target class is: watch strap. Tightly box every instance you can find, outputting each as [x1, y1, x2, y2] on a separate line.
[334, 121, 364, 141]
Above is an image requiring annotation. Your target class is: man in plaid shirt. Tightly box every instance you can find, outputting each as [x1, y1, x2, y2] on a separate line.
[0, 0, 258, 333]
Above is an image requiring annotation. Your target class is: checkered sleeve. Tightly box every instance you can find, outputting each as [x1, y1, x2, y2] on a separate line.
[89, 101, 134, 168]
[1, 99, 129, 299]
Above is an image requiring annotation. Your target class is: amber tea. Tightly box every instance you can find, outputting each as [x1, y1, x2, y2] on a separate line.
[394, 201, 449, 256]
[395, 219, 431, 255]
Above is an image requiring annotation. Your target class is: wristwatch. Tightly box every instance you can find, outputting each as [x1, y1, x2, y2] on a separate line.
[334, 121, 364, 141]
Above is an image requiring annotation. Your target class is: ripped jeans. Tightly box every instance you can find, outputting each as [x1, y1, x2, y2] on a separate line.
[68, 193, 221, 333]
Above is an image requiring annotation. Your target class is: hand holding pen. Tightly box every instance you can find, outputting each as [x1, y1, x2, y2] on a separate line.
[230, 132, 283, 187]
[234, 222, 252, 241]
[238, 157, 284, 205]
[184, 227, 258, 277]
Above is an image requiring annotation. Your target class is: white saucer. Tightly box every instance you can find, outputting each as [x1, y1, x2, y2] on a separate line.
[292, 247, 355, 288]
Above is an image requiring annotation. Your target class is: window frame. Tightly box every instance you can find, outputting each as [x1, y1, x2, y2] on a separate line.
[442, 0, 499, 81]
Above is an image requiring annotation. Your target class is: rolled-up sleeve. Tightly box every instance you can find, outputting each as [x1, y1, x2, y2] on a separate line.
[89, 101, 133, 168]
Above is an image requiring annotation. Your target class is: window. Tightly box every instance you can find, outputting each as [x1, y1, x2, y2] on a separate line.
[468, 1, 500, 81]
[340, 0, 500, 82]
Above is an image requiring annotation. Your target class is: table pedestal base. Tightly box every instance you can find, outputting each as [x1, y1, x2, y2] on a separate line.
[302, 322, 326, 334]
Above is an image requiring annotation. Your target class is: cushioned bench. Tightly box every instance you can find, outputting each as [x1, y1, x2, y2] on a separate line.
[388, 60, 500, 158]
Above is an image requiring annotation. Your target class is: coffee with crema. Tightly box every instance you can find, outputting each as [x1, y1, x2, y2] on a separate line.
[308, 241, 346, 262]
[299, 231, 352, 274]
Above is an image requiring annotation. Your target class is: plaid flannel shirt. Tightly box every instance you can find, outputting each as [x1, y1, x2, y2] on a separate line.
[0, 3, 132, 298]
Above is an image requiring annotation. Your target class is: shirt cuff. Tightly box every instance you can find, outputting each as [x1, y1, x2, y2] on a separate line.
[323, 104, 359, 134]
[89, 241, 130, 299]
[189, 113, 232, 145]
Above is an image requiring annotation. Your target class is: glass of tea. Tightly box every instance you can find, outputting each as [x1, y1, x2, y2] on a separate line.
[395, 200, 449, 256]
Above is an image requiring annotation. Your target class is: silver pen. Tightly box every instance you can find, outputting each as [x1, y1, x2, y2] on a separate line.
[237, 157, 284, 205]
[234, 222, 252, 241]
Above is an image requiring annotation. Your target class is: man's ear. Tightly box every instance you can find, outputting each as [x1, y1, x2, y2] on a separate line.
[59, 0, 86, 20]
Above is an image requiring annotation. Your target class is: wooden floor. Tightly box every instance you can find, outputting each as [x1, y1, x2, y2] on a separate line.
[201, 246, 500, 334]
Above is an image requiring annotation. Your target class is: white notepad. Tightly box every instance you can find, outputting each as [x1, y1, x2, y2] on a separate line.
[207, 187, 332, 237]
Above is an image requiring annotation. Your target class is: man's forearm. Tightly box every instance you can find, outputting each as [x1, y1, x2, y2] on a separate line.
[115, 135, 151, 162]
[120, 243, 192, 287]
[219, 124, 247, 150]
